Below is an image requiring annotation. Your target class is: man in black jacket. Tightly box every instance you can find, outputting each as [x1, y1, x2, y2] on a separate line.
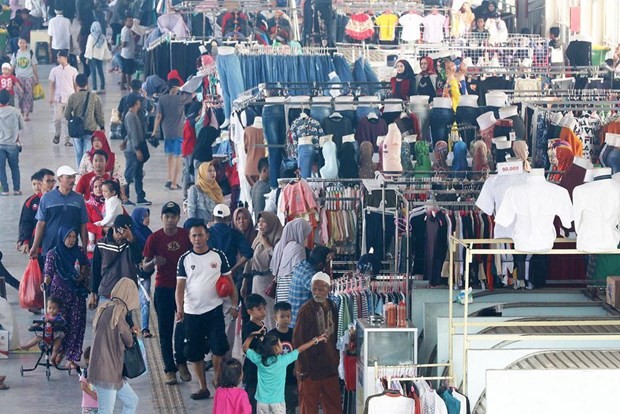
[89, 215, 141, 309]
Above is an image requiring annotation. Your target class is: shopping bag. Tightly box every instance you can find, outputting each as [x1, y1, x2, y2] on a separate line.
[18, 258, 43, 309]
[33, 83, 44, 100]
[122, 334, 147, 379]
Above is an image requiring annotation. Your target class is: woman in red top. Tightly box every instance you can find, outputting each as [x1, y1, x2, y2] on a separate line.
[85, 176, 106, 257]
[390, 60, 416, 100]
[0, 62, 22, 106]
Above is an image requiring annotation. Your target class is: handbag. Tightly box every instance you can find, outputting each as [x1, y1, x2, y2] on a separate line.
[33, 83, 44, 100]
[122, 333, 146, 379]
[137, 139, 150, 163]
[68, 92, 90, 138]
[263, 278, 277, 299]
[216, 275, 233, 298]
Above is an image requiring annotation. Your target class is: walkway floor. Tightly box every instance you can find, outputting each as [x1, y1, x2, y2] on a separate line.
[0, 65, 216, 413]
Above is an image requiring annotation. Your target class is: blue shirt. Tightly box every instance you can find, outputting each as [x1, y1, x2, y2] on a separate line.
[288, 260, 315, 328]
[35, 188, 88, 253]
[208, 223, 253, 268]
[246, 349, 299, 404]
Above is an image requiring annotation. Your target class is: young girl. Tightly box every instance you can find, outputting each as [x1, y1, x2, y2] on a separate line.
[0, 62, 22, 106]
[94, 180, 123, 228]
[80, 346, 98, 413]
[243, 328, 327, 413]
[212, 359, 252, 414]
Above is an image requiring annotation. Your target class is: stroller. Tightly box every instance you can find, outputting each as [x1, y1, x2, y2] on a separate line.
[19, 283, 72, 380]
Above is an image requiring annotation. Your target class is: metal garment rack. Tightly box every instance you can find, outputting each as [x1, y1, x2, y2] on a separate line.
[447, 236, 620, 394]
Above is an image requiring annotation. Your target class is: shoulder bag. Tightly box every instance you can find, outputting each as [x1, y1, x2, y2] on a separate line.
[122, 333, 146, 379]
[68, 92, 90, 138]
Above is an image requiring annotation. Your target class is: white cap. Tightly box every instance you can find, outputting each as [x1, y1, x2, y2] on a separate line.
[492, 137, 512, 150]
[311, 271, 332, 286]
[458, 95, 479, 108]
[213, 204, 231, 218]
[477, 111, 497, 131]
[56, 165, 77, 177]
[383, 98, 403, 113]
[486, 92, 507, 107]
[410, 95, 430, 104]
[499, 105, 519, 119]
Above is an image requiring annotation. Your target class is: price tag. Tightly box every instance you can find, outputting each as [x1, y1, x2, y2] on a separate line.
[497, 161, 523, 176]
[509, 132, 516, 141]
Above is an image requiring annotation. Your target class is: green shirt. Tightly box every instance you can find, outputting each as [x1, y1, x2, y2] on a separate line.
[246, 349, 299, 404]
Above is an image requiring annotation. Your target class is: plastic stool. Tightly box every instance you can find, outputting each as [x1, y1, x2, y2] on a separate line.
[35, 42, 49, 64]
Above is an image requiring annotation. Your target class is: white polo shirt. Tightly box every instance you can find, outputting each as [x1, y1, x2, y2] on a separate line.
[48, 64, 77, 104]
[47, 15, 71, 50]
[177, 248, 231, 315]
[495, 175, 573, 252]
[476, 173, 527, 238]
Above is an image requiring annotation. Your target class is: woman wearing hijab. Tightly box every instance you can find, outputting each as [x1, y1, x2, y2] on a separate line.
[244, 212, 283, 330]
[270, 218, 312, 303]
[45, 226, 90, 367]
[78, 131, 128, 201]
[415, 57, 437, 100]
[167, 69, 185, 87]
[232, 207, 256, 309]
[84, 21, 112, 93]
[390, 59, 416, 100]
[85, 176, 106, 256]
[187, 161, 224, 223]
[131, 207, 154, 338]
[90, 278, 140, 414]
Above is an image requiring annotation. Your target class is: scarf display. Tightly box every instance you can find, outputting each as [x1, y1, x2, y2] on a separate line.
[93, 278, 140, 330]
[89, 131, 116, 173]
[196, 161, 224, 204]
[512, 140, 531, 171]
[358, 141, 375, 179]
[433, 141, 449, 171]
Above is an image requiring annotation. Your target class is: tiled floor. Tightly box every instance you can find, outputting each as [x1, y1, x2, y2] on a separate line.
[0, 66, 216, 413]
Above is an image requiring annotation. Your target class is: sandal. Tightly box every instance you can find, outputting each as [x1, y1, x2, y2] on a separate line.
[164, 181, 172, 189]
[190, 388, 211, 400]
[13, 191, 21, 196]
[64, 141, 73, 147]
[53, 136, 60, 144]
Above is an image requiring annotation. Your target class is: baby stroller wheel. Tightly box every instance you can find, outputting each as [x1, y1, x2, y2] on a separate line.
[20, 365, 24, 376]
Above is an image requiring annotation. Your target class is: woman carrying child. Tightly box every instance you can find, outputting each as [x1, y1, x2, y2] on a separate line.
[44, 226, 90, 368]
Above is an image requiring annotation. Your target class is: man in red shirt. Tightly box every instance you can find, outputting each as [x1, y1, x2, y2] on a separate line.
[75, 149, 110, 198]
[142, 201, 192, 385]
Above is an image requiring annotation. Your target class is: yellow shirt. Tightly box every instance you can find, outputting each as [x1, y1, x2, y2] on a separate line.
[375, 13, 399, 41]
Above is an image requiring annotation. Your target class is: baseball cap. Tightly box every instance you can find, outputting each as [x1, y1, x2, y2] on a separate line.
[56, 165, 77, 177]
[161, 201, 181, 216]
[113, 214, 133, 229]
[213, 204, 231, 218]
[57, 50, 69, 58]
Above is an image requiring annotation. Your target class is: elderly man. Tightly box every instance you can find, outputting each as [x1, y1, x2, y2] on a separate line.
[292, 272, 342, 414]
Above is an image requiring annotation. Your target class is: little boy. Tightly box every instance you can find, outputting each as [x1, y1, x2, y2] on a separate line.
[269, 302, 297, 414]
[0, 63, 22, 106]
[242, 293, 267, 413]
[21, 295, 66, 365]
[250, 157, 270, 221]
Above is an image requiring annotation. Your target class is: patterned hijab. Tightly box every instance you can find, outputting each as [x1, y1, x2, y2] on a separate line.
[433, 141, 449, 171]
[196, 162, 224, 204]
[87, 175, 105, 208]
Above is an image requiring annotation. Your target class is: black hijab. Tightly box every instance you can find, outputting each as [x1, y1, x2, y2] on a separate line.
[395, 60, 416, 80]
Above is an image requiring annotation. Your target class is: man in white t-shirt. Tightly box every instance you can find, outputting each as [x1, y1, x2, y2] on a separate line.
[120, 16, 137, 90]
[175, 222, 238, 400]
[48, 50, 77, 146]
[47, 9, 71, 63]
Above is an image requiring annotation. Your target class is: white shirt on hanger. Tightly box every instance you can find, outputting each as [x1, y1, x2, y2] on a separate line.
[399, 13, 424, 42]
[367, 394, 415, 413]
[573, 177, 620, 252]
[495, 175, 573, 252]
[422, 13, 446, 43]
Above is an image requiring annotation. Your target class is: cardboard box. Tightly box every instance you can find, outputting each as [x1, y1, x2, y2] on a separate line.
[0, 329, 8, 359]
[605, 276, 620, 308]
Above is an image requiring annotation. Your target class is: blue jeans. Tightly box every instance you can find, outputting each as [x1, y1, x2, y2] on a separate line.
[333, 54, 354, 82]
[95, 381, 139, 414]
[455, 106, 480, 146]
[124, 151, 145, 201]
[353, 58, 380, 95]
[139, 278, 151, 331]
[262, 105, 287, 188]
[0, 144, 20, 192]
[310, 106, 332, 124]
[73, 134, 93, 169]
[216, 53, 245, 120]
[89, 58, 105, 91]
[430, 108, 455, 145]
[356, 105, 380, 123]
[297, 144, 315, 178]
